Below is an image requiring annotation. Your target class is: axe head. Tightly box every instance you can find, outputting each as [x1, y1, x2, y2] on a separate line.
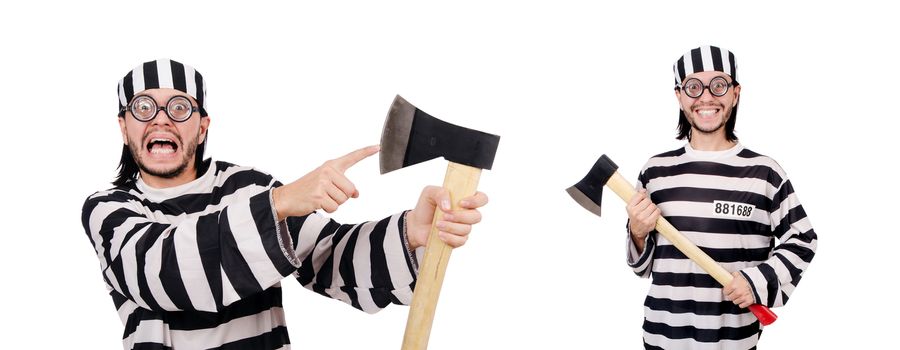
[566, 154, 619, 217]
[380, 95, 501, 174]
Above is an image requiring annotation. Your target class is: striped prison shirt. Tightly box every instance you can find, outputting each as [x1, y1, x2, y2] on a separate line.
[626, 143, 817, 349]
[82, 160, 420, 350]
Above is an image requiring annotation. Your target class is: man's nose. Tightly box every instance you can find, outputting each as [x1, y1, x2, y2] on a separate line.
[149, 107, 173, 126]
[697, 87, 716, 102]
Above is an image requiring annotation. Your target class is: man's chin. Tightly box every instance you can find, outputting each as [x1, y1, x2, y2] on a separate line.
[138, 162, 189, 179]
[694, 125, 725, 135]
[689, 118, 727, 135]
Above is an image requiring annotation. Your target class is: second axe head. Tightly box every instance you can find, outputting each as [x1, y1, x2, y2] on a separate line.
[379, 95, 500, 174]
[565, 154, 619, 217]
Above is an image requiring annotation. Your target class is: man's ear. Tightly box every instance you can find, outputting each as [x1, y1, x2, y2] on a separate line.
[675, 89, 685, 111]
[732, 85, 741, 107]
[118, 116, 128, 144]
[199, 116, 211, 144]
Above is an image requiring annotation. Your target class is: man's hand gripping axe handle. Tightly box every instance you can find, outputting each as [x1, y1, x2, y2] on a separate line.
[566, 154, 777, 326]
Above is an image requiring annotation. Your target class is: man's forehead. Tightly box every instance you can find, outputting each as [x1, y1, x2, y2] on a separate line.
[133, 88, 198, 103]
[684, 71, 732, 82]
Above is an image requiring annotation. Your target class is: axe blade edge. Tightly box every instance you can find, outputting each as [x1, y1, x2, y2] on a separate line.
[566, 185, 603, 217]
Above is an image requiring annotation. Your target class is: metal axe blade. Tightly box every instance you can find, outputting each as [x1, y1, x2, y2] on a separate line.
[566, 154, 618, 217]
[380, 95, 500, 174]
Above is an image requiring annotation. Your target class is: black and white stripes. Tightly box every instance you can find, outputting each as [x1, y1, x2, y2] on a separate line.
[83, 160, 418, 349]
[627, 143, 817, 349]
[674, 45, 738, 86]
[117, 59, 206, 113]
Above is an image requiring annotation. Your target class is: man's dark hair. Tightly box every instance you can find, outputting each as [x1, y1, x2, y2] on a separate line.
[112, 131, 208, 187]
[675, 99, 740, 142]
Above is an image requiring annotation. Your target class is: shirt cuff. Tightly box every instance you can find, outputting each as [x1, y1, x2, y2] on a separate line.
[400, 210, 420, 273]
[268, 189, 300, 269]
[626, 233, 650, 265]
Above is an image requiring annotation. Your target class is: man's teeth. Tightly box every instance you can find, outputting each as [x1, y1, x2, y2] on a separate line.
[148, 137, 177, 155]
[151, 147, 175, 154]
[697, 109, 717, 116]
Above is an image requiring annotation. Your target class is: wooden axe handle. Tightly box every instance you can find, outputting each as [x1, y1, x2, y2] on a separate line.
[402, 162, 482, 349]
[606, 171, 777, 326]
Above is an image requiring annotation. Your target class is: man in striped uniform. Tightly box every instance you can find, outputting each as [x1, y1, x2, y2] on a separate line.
[625, 46, 817, 349]
[82, 59, 489, 349]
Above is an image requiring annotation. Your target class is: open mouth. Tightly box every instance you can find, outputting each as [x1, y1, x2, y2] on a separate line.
[147, 138, 179, 155]
[693, 107, 721, 118]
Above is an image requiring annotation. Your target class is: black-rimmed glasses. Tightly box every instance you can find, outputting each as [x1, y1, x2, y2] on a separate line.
[677, 76, 734, 98]
[121, 95, 199, 122]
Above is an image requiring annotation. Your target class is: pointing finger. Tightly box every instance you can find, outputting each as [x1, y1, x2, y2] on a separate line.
[330, 145, 380, 172]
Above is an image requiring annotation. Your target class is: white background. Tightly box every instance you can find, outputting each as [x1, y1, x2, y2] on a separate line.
[1, 1, 895, 348]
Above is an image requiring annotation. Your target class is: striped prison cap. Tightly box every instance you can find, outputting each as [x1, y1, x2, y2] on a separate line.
[117, 59, 207, 115]
[673, 45, 738, 87]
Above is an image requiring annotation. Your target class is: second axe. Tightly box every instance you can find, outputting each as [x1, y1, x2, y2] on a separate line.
[566, 154, 778, 326]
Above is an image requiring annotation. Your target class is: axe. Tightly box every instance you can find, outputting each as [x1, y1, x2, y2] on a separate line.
[566, 154, 777, 326]
[380, 95, 500, 349]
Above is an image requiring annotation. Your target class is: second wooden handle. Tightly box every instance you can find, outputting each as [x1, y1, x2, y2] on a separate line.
[606, 171, 777, 325]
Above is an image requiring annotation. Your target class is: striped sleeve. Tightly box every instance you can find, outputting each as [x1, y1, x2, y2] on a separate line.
[289, 211, 418, 314]
[81, 188, 299, 313]
[740, 171, 818, 308]
[626, 231, 657, 278]
[626, 169, 656, 277]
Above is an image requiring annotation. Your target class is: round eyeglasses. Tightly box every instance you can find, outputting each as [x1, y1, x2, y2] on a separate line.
[678, 76, 734, 98]
[122, 95, 199, 122]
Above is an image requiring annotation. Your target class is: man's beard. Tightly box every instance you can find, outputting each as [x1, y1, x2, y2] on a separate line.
[128, 131, 199, 179]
